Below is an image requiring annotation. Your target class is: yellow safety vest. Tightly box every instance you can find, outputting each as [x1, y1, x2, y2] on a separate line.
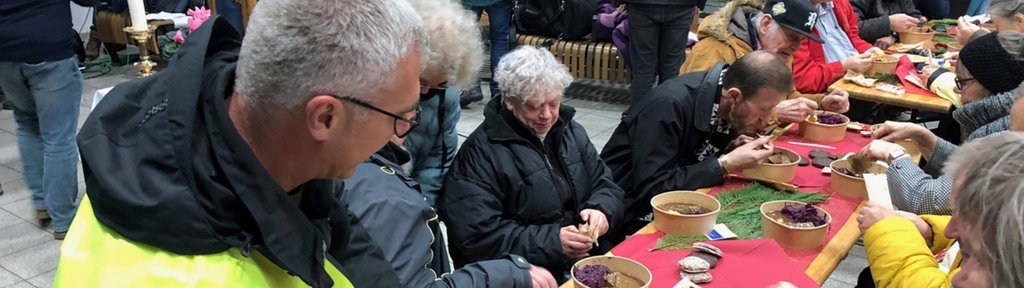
[54, 196, 353, 288]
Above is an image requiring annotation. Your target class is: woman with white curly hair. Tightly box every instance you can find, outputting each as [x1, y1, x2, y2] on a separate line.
[439, 46, 625, 281]
[403, 0, 485, 206]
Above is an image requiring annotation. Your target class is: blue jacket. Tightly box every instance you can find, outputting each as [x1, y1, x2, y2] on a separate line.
[461, 0, 504, 8]
[404, 88, 461, 206]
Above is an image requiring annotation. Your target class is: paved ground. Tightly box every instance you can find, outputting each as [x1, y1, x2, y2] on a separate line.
[0, 63, 866, 287]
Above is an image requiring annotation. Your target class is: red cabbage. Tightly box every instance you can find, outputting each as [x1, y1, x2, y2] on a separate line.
[574, 264, 611, 287]
[781, 203, 827, 226]
[816, 113, 847, 125]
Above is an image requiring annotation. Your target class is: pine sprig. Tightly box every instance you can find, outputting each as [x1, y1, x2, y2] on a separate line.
[652, 183, 828, 249]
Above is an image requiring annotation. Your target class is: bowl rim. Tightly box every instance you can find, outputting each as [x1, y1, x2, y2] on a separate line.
[804, 111, 850, 127]
[760, 200, 832, 230]
[829, 159, 864, 180]
[570, 255, 653, 287]
[651, 191, 722, 217]
[757, 147, 801, 167]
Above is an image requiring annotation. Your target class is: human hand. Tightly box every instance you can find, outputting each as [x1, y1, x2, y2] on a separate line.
[722, 137, 774, 171]
[617, 4, 627, 16]
[775, 98, 818, 123]
[889, 13, 922, 32]
[895, 211, 934, 246]
[874, 36, 896, 50]
[529, 265, 558, 288]
[859, 139, 905, 162]
[857, 201, 899, 233]
[580, 209, 609, 237]
[821, 89, 850, 113]
[843, 53, 874, 74]
[956, 16, 984, 45]
[560, 226, 593, 259]
[870, 121, 930, 143]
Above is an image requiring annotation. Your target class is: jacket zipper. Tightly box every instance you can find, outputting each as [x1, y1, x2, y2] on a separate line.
[538, 137, 581, 223]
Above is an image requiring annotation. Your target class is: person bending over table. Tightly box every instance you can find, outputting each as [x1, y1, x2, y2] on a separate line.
[439, 46, 624, 281]
[601, 51, 790, 242]
[859, 31, 1024, 215]
[681, 0, 852, 123]
[855, 131, 1024, 288]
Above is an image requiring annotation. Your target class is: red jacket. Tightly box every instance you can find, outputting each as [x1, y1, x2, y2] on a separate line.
[792, 0, 874, 93]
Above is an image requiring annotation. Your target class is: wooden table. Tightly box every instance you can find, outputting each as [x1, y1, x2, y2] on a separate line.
[829, 80, 953, 114]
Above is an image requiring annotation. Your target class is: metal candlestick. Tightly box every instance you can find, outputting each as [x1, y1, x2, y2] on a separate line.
[123, 24, 158, 77]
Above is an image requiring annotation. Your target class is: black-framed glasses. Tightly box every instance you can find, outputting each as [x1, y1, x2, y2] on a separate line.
[955, 77, 974, 90]
[331, 95, 420, 137]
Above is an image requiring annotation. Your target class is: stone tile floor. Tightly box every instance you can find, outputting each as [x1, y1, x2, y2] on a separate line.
[0, 64, 864, 288]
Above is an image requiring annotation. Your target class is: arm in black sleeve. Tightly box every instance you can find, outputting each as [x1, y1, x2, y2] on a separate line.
[571, 122, 624, 228]
[851, 0, 893, 42]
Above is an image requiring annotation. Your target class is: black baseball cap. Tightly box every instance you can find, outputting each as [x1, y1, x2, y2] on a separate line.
[763, 0, 824, 43]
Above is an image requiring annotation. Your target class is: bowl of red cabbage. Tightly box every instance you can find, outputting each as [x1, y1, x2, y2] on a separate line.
[760, 201, 832, 250]
[571, 256, 651, 288]
[799, 111, 849, 143]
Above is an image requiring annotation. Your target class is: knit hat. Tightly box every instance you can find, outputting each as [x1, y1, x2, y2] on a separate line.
[960, 32, 1024, 94]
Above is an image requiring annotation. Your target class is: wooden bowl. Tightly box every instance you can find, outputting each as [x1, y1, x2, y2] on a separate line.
[571, 256, 652, 288]
[866, 54, 899, 77]
[760, 200, 832, 250]
[799, 111, 849, 143]
[743, 147, 800, 183]
[651, 191, 721, 236]
[899, 27, 933, 45]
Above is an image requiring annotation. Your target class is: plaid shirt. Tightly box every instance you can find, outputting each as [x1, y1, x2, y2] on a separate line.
[887, 139, 958, 215]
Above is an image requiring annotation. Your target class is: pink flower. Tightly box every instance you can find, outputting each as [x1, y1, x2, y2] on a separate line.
[186, 6, 212, 33]
[173, 30, 185, 44]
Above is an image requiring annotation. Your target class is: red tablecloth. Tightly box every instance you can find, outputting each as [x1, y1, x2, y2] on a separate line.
[609, 128, 871, 287]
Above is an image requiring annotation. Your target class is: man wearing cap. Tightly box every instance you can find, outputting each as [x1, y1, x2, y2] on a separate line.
[792, 0, 883, 93]
[681, 0, 850, 122]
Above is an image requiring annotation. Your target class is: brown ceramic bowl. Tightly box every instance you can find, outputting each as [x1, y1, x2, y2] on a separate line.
[899, 27, 933, 45]
[760, 200, 832, 250]
[571, 256, 652, 288]
[800, 111, 849, 143]
[866, 54, 899, 77]
[743, 147, 800, 183]
[651, 191, 721, 236]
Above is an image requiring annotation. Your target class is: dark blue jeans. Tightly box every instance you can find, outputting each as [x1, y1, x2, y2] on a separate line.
[468, 0, 516, 98]
[627, 3, 695, 106]
[916, 0, 950, 19]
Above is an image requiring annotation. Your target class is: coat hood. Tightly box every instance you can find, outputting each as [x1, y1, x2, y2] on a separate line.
[698, 0, 765, 45]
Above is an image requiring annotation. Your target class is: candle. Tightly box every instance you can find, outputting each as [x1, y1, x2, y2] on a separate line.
[127, 0, 148, 31]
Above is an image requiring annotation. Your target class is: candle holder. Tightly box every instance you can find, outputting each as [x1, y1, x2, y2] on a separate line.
[123, 24, 158, 77]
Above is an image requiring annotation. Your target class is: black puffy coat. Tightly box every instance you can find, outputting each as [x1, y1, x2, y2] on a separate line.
[439, 97, 624, 277]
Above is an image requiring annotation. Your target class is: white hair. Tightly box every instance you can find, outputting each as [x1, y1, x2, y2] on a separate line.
[235, 0, 426, 113]
[989, 0, 1024, 19]
[407, 0, 484, 89]
[493, 46, 574, 104]
[945, 131, 1024, 287]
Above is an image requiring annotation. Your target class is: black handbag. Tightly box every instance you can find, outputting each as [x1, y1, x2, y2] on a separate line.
[513, 0, 598, 40]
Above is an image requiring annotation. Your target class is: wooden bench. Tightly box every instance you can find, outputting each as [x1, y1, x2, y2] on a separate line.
[518, 35, 631, 84]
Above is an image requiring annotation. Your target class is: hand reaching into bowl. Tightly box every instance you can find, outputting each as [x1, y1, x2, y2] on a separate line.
[889, 13, 922, 32]
[774, 98, 818, 123]
[821, 89, 850, 113]
[721, 137, 774, 171]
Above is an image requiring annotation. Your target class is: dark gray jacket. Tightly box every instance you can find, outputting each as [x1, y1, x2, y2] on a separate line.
[341, 142, 532, 288]
[620, 0, 705, 10]
[851, 0, 922, 42]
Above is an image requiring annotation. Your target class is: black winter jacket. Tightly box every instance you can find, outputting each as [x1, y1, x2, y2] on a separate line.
[77, 17, 401, 288]
[341, 142, 533, 287]
[851, 0, 923, 42]
[600, 63, 735, 240]
[439, 97, 624, 277]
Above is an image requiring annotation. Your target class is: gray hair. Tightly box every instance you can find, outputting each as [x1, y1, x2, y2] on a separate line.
[407, 0, 484, 89]
[235, 0, 426, 114]
[988, 0, 1024, 20]
[493, 46, 574, 104]
[999, 31, 1024, 61]
[945, 131, 1024, 288]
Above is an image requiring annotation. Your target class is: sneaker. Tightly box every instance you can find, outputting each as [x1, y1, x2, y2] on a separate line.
[36, 209, 51, 228]
[53, 231, 67, 240]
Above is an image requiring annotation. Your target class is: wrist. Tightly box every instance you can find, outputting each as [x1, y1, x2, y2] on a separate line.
[718, 156, 734, 175]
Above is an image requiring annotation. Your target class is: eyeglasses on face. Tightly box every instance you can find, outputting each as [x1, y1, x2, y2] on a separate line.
[330, 95, 420, 137]
[955, 77, 974, 91]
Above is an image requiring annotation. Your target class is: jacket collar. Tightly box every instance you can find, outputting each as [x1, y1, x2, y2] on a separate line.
[693, 62, 728, 133]
[481, 96, 577, 143]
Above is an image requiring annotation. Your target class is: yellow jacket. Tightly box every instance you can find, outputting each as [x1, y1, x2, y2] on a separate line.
[54, 196, 354, 288]
[864, 215, 960, 288]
